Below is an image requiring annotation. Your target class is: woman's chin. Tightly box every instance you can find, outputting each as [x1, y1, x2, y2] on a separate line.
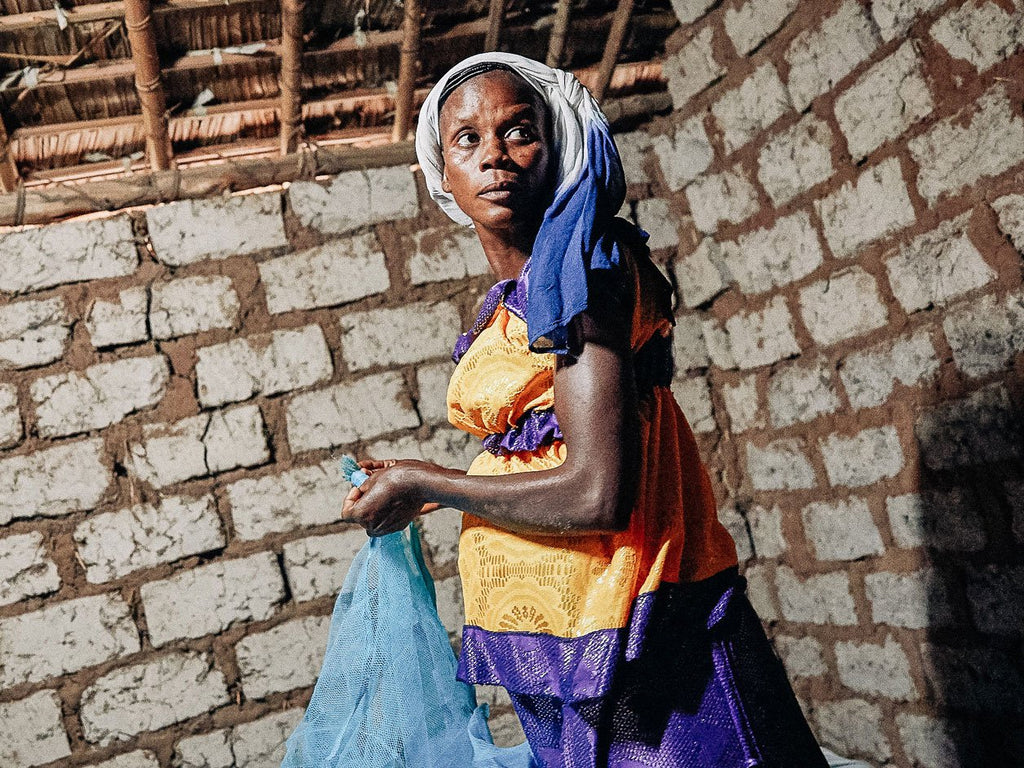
[474, 202, 546, 232]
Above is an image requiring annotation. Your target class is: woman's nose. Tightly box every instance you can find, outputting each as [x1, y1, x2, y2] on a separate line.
[480, 134, 511, 170]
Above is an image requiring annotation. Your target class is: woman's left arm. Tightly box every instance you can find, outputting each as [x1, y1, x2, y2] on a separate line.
[342, 287, 641, 537]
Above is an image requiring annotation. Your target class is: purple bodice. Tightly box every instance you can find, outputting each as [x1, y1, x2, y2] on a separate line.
[482, 409, 563, 456]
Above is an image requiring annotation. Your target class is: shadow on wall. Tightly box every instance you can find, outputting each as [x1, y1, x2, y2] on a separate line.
[912, 370, 1024, 765]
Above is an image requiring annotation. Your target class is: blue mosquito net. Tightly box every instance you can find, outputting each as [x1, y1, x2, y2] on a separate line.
[281, 523, 537, 768]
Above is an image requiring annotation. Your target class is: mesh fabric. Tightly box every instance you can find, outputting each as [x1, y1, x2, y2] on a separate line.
[281, 525, 536, 768]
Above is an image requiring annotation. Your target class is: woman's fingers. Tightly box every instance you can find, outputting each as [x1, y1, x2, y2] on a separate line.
[343, 459, 439, 534]
[340, 486, 361, 522]
[340, 462, 388, 523]
[357, 459, 397, 471]
[368, 507, 416, 537]
[340, 473, 375, 523]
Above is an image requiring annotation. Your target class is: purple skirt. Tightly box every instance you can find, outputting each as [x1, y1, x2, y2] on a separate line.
[465, 569, 827, 768]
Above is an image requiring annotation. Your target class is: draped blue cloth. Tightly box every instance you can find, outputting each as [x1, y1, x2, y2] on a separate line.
[526, 118, 627, 352]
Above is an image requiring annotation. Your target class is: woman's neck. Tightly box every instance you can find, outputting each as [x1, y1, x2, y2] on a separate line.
[475, 221, 539, 280]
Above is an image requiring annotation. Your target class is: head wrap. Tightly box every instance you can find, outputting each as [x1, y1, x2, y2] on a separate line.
[415, 52, 631, 354]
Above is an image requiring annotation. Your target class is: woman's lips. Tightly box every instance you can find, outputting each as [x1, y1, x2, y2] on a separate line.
[478, 180, 519, 202]
[479, 189, 515, 202]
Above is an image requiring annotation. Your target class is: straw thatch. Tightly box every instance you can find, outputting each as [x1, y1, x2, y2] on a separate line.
[0, 0, 674, 193]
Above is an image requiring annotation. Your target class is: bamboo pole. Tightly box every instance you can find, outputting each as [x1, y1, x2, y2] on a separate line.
[592, 0, 635, 102]
[484, 0, 507, 51]
[279, 0, 306, 154]
[0, 0, 269, 33]
[0, 141, 418, 226]
[546, 0, 572, 67]
[0, 117, 19, 193]
[391, 0, 422, 143]
[122, 0, 173, 171]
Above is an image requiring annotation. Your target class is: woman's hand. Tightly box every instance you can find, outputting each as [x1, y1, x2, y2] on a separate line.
[341, 459, 446, 536]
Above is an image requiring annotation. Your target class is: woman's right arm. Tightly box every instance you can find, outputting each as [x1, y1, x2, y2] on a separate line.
[341, 298, 640, 538]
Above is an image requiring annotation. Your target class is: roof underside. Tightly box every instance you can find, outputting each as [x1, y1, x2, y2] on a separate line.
[0, 0, 675, 185]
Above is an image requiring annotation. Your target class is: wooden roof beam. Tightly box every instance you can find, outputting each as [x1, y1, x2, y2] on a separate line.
[27, 127, 396, 183]
[592, 0, 635, 102]
[10, 87, 436, 171]
[392, 0, 422, 142]
[0, 24, 407, 95]
[0, 139, 418, 227]
[279, 0, 305, 154]
[13, 87, 433, 141]
[546, 0, 572, 67]
[3, 49, 275, 93]
[0, 0, 269, 34]
[123, 0, 173, 170]
[484, 0, 507, 52]
[0, 117, 19, 193]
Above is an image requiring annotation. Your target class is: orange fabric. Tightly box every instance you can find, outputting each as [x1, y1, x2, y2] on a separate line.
[447, 238, 737, 639]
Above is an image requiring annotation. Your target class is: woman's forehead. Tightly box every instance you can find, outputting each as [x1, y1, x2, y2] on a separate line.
[439, 70, 547, 124]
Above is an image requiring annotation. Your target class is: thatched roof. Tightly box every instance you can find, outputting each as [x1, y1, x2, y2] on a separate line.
[0, 0, 674, 205]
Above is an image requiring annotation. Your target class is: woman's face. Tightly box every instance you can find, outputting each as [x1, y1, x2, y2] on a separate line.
[438, 70, 554, 233]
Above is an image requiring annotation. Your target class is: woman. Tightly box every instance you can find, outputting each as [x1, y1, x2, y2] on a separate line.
[342, 53, 828, 768]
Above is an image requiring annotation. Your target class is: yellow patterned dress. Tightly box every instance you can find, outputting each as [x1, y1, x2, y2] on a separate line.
[445, 222, 825, 768]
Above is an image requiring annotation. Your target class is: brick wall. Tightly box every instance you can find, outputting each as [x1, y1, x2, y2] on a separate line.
[0, 2, 1021, 765]
[0, 168, 512, 768]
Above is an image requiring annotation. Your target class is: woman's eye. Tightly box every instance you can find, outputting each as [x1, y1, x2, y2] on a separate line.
[507, 126, 534, 141]
[455, 133, 478, 147]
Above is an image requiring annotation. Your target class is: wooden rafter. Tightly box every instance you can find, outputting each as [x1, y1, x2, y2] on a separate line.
[14, 87, 433, 139]
[0, 116, 19, 193]
[391, 0, 421, 143]
[27, 126, 395, 182]
[2, 53, 251, 92]
[484, 0, 507, 52]
[0, 0, 268, 33]
[0, 140, 417, 226]
[592, 0, 635, 102]
[122, 0, 173, 170]
[546, 0, 572, 68]
[279, 0, 306, 154]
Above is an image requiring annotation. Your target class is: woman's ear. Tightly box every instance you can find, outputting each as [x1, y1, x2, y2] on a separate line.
[441, 173, 451, 194]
